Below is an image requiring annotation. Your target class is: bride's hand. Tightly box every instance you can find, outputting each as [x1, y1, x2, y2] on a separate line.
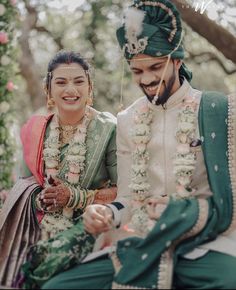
[146, 196, 169, 220]
[41, 178, 70, 211]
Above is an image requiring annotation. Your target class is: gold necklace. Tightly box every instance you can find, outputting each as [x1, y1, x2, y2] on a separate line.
[59, 125, 77, 145]
[59, 117, 84, 145]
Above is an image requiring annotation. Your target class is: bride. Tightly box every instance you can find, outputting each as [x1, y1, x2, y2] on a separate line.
[0, 50, 117, 288]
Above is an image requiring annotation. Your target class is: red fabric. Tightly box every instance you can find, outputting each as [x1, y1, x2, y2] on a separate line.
[20, 114, 54, 222]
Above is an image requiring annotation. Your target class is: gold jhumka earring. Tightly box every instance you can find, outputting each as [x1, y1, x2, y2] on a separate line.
[86, 87, 94, 107]
[86, 97, 93, 107]
[47, 97, 55, 111]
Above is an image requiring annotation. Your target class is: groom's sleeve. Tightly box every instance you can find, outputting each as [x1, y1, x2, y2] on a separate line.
[106, 110, 133, 228]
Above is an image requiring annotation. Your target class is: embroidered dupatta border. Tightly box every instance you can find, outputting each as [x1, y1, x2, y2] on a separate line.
[81, 113, 116, 188]
[224, 94, 236, 234]
[111, 199, 209, 290]
[157, 198, 209, 289]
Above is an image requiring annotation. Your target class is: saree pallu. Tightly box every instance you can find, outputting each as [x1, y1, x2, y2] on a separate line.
[0, 177, 41, 287]
[111, 92, 236, 289]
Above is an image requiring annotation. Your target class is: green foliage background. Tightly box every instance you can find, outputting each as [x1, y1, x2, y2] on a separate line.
[0, 0, 16, 200]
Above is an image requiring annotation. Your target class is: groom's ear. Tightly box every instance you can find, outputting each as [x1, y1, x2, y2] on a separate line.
[174, 59, 182, 71]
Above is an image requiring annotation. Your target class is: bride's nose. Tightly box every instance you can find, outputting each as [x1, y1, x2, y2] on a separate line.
[65, 83, 78, 95]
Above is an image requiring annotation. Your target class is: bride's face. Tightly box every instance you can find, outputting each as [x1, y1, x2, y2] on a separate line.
[50, 62, 91, 116]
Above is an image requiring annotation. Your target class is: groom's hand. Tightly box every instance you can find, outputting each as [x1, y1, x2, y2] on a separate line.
[146, 196, 169, 220]
[83, 205, 113, 235]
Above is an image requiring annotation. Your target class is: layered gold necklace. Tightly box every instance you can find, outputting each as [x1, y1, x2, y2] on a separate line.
[59, 124, 78, 145]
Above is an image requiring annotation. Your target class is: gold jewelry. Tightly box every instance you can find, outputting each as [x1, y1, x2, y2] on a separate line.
[47, 97, 55, 111]
[35, 194, 44, 211]
[86, 97, 93, 107]
[59, 125, 77, 145]
[86, 189, 98, 206]
[65, 186, 75, 208]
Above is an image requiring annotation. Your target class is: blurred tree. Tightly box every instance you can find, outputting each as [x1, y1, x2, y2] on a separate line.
[14, 0, 236, 122]
[0, 0, 17, 197]
[173, 0, 236, 63]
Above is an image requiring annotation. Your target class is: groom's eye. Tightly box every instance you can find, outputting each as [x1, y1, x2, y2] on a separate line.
[132, 70, 142, 75]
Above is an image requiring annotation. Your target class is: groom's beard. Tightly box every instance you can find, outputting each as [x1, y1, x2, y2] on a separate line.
[140, 66, 176, 106]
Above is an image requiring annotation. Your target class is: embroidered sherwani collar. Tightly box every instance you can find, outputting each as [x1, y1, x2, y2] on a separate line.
[146, 79, 191, 111]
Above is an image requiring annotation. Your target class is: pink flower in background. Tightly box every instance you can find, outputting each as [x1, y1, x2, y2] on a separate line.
[0, 190, 8, 202]
[6, 81, 14, 91]
[10, 0, 17, 6]
[0, 32, 9, 44]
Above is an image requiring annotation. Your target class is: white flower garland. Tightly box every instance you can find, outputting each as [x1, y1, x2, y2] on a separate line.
[129, 105, 153, 234]
[130, 96, 198, 234]
[43, 107, 91, 185]
[41, 107, 91, 234]
[174, 95, 198, 198]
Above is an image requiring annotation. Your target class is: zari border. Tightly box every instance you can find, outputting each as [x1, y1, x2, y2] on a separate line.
[112, 282, 149, 290]
[111, 250, 173, 290]
[111, 252, 149, 289]
[178, 199, 209, 241]
[157, 198, 209, 289]
[224, 94, 236, 235]
[81, 113, 115, 188]
[157, 249, 174, 289]
[111, 199, 209, 289]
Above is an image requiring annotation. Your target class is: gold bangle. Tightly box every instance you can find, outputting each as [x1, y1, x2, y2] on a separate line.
[65, 186, 75, 208]
[85, 189, 97, 207]
[35, 194, 44, 211]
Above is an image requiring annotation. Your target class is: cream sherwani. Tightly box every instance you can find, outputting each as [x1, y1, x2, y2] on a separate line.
[110, 79, 236, 259]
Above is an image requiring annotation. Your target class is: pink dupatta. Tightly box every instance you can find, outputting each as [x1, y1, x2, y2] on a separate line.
[20, 114, 54, 186]
[20, 114, 53, 222]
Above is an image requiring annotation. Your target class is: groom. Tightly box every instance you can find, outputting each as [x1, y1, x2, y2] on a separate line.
[44, 0, 236, 289]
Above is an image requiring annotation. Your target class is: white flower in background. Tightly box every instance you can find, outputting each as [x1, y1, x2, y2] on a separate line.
[0, 4, 6, 16]
[1, 55, 11, 66]
[0, 146, 4, 156]
[0, 101, 10, 114]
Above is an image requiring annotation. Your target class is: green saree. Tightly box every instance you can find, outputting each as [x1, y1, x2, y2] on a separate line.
[8, 109, 116, 289]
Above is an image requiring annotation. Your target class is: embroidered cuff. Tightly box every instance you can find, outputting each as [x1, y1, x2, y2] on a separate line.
[106, 203, 124, 228]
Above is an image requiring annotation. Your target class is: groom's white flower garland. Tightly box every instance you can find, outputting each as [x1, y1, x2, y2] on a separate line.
[130, 96, 198, 234]
[129, 105, 153, 233]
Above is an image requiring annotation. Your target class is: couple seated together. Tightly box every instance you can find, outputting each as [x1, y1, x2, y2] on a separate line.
[1, 0, 236, 289]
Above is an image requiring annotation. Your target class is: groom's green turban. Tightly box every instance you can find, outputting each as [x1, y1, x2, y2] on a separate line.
[116, 0, 192, 81]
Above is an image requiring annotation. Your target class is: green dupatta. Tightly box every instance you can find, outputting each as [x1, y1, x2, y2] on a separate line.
[111, 92, 236, 289]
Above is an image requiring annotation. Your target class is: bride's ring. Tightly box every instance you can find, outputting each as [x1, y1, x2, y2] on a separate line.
[53, 198, 57, 206]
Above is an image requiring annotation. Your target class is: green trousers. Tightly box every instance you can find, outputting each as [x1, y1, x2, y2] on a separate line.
[43, 251, 236, 289]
